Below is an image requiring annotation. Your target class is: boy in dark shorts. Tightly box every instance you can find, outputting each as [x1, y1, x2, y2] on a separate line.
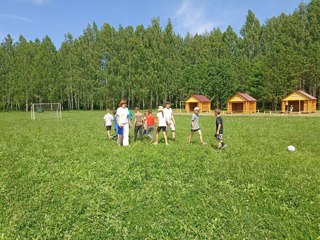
[133, 107, 144, 141]
[188, 107, 206, 144]
[103, 109, 113, 140]
[154, 106, 168, 145]
[215, 109, 227, 150]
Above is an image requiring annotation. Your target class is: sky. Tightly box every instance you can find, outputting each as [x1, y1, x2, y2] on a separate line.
[0, 0, 310, 48]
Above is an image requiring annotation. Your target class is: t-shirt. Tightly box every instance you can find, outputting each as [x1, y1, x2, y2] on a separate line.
[216, 116, 223, 134]
[128, 110, 133, 121]
[163, 107, 173, 121]
[135, 112, 143, 127]
[191, 113, 199, 130]
[116, 107, 129, 124]
[113, 115, 118, 130]
[146, 114, 155, 126]
[157, 112, 167, 127]
[103, 113, 113, 126]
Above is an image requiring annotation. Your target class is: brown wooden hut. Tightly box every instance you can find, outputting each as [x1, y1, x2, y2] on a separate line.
[227, 93, 257, 114]
[281, 90, 317, 113]
[185, 95, 211, 113]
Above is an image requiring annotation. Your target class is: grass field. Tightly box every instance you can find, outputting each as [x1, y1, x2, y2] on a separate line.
[0, 111, 319, 239]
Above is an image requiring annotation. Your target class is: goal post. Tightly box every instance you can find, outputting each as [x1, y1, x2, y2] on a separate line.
[31, 103, 62, 120]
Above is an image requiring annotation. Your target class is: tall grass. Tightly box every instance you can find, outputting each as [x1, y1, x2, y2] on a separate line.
[0, 112, 319, 239]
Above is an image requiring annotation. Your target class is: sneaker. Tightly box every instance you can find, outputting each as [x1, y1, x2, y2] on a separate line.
[221, 144, 227, 149]
[201, 142, 207, 145]
[153, 142, 158, 145]
[166, 143, 169, 145]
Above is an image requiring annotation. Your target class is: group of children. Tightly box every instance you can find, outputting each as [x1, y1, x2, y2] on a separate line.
[187, 107, 227, 150]
[103, 100, 176, 146]
[103, 99, 227, 150]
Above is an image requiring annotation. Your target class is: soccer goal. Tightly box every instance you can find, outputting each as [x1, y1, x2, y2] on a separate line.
[31, 103, 62, 120]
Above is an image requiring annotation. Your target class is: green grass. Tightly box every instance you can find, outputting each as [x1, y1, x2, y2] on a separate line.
[0, 111, 319, 239]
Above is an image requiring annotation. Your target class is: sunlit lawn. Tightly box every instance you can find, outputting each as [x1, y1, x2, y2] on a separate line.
[0, 111, 319, 239]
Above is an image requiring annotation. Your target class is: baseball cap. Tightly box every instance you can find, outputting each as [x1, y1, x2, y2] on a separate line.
[194, 107, 200, 111]
[158, 106, 164, 111]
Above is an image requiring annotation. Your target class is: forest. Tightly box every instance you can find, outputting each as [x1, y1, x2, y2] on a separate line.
[0, 0, 319, 111]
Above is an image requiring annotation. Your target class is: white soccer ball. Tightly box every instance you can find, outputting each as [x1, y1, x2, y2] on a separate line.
[288, 145, 295, 152]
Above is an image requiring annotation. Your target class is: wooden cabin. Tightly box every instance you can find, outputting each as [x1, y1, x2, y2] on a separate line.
[227, 93, 257, 114]
[185, 95, 211, 113]
[281, 90, 317, 113]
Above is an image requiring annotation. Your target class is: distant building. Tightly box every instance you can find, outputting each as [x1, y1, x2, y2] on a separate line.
[227, 93, 257, 114]
[281, 90, 317, 113]
[185, 95, 211, 113]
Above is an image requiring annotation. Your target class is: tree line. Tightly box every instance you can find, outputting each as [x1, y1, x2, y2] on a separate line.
[0, 0, 319, 111]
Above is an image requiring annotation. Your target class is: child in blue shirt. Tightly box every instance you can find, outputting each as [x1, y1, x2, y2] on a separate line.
[112, 110, 119, 140]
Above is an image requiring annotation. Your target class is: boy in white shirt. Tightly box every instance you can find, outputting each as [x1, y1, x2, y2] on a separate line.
[163, 101, 176, 141]
[103, 109, 113, 140]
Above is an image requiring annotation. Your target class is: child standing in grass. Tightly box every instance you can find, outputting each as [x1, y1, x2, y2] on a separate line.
[188, 107, 206, 145]
[154, 106, 168, 145]
[215, 109, 227, 150]
[112, 110, 118, 140]
[133, 107, 144, 141]
[146, 109, 156, 140]
[103, 109, 113, 140]
[116, 99, 131, 146]
[164, 101, 176, 141]
[143, 111, 148, 135]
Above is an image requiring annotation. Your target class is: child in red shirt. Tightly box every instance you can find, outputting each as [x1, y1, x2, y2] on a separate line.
[145, 109, 156, 140]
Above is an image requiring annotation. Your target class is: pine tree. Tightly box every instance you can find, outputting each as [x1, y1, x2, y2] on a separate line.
[0, 35, 15, 111]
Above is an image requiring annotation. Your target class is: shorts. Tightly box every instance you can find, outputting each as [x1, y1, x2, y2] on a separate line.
[191, 128, 200, 132]
[157, 126, 167, 132]
[117, 126, 124, 135]
[167, 121, 175, 132]
[106, 126, 111, 131]
[215, 134, 223, 141]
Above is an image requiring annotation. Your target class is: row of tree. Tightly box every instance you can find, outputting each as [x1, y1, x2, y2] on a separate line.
[1, 0, 320, 111]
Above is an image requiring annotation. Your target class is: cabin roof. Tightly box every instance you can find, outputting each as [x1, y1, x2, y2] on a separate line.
[189, 94, 211, 102]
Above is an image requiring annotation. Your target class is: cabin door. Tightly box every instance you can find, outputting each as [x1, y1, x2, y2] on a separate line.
[289, 101, 304, 112]
[232, 103, 244, 113]
[189, 103, 198, 111]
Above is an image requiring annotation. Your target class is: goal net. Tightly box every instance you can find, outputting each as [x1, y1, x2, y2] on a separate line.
[31, 103, 62, 120]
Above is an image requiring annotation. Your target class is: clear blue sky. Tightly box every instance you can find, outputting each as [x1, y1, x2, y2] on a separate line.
[0, 0, 310, 48]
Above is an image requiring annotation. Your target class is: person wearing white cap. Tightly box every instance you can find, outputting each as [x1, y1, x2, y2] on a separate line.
[154, 106, 168, 145]
[188, 107, 206, 145]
